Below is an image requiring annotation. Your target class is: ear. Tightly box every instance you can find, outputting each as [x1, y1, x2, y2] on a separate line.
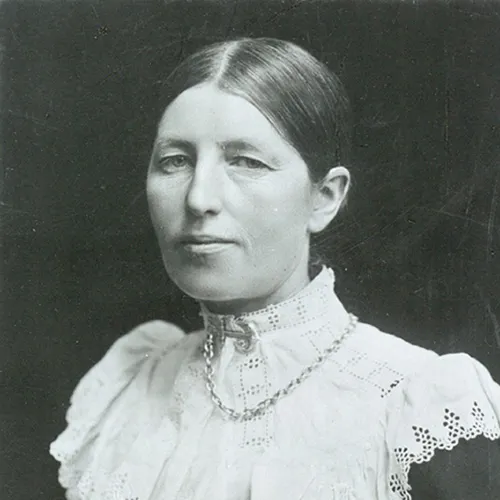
[307, 166, 350, 234]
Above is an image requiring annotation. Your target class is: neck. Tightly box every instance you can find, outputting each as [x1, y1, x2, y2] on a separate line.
[202, 265, 311, 315]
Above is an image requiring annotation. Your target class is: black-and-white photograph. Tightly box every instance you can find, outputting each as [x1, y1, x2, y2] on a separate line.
[2, 1, 500, 499]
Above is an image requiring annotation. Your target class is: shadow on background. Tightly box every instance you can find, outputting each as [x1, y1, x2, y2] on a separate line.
[1, 0, 500, 498]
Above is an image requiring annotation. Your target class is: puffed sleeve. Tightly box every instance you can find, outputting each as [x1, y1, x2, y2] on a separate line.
[49, 320, 185, 499]
[382, 353, 500, 500]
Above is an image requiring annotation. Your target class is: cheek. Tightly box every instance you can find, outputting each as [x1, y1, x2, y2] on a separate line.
[245, 179, 312, 243]
[146, 177, 184, 231]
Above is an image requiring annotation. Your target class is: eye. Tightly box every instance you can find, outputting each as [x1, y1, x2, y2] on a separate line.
[231, 156, 270, 170]
[157, 154, 191, 172]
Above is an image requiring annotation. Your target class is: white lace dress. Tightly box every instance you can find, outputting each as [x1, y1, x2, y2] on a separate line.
[50, 267, 500, 500]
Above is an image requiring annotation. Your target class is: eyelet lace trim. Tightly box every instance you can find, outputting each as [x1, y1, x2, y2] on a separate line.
[201, 267, 336, 338]
[389, 401, 500, 499]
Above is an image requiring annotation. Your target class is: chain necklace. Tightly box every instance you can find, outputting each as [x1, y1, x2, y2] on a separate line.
[203, 313, 359, 421]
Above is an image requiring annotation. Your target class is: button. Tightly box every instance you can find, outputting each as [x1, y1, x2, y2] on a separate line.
[225, 319, 260, 354]
[234, 333, 259, 354]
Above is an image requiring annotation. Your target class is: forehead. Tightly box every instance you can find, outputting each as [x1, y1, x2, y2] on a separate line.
[157, 84, 289, 151]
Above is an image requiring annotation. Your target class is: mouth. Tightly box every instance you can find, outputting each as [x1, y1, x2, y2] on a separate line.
[177, 235, 235, 254]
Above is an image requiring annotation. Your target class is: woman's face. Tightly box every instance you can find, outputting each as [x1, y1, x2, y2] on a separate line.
[147, 83, 319, 313]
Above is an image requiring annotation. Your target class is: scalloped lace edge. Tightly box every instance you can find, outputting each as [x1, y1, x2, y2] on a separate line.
[391, 427, 500, 500]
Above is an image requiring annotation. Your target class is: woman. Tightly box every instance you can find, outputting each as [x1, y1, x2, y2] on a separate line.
[50, 38, 500, 499]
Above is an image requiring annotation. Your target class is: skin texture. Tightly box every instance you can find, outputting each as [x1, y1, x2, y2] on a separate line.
[147, 83, 349, 314]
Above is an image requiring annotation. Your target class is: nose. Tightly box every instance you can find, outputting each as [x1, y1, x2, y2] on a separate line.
[185, 157, 224, 217]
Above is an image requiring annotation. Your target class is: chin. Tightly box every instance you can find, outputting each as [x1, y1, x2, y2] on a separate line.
[166, 264, 242, 302]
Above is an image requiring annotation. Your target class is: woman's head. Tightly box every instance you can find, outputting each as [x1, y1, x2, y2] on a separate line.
[147, 38, 351, 313]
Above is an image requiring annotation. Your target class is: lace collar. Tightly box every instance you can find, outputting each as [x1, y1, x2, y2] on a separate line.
[200, 267, 351, 354]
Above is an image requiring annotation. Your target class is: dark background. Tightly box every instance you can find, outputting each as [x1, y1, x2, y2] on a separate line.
[1, 0, 500, 498]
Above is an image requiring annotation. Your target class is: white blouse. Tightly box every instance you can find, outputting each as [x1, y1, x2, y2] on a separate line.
[50, 267, 500, 500]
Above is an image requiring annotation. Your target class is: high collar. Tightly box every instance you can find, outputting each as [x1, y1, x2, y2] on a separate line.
[200, 267, 349, 350]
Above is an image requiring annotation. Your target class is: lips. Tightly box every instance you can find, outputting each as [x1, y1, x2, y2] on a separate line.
[176, 234, 235, 255]
[178, 234, 234, 245]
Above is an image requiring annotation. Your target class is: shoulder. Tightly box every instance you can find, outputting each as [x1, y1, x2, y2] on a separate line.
[49, 320, 202, 491]
[387, 352, 500, 430]
[97, 319, 187, 365]
[54, 319, 201, 426]
[69, 320, 195, 389]
[333, 321, 438, 398]
[351, 321, 438, 369]
[382, 351, 500, 499]
[346, 321, 500, 498]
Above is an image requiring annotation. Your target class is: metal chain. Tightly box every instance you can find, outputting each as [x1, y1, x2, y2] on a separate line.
[203, 313, 359, 421]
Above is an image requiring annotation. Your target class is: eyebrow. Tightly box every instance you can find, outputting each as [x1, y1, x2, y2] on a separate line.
[155, 138, 193, 151]
[219, 139, 262, 153]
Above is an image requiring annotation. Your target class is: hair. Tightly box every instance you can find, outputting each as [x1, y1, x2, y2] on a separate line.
[158, 37, 352, 183]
